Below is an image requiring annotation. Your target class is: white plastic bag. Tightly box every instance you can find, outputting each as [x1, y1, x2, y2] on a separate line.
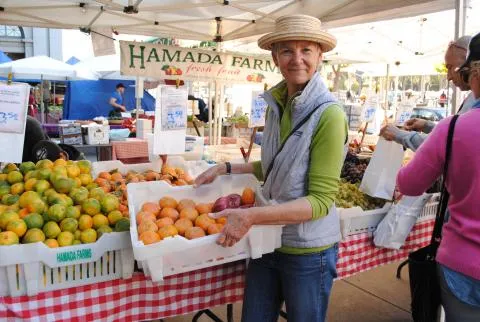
[373, 194, 432, 249]
[359, 138, 404, 199]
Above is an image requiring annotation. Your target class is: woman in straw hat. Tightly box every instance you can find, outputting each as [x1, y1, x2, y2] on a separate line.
[195, 14, 347, 321]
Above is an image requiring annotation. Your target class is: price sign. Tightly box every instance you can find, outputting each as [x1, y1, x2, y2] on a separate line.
[396, 111, 413, 126]
[363, 106, 377, 123]
[249, 91, 268, 128]
[160, 87, 187, 131]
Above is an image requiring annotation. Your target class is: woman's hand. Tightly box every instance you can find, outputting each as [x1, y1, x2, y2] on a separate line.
[404, 118, 427, 132]
[209, 209, 254, 247]
[194, 164, 226, 187]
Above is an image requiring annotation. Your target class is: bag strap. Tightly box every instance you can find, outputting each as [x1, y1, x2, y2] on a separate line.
[430, 114, 460, 249]
[263, 103, 327, 185]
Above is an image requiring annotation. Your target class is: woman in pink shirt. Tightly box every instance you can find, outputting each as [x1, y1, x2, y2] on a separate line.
[397, 33, 480, 321]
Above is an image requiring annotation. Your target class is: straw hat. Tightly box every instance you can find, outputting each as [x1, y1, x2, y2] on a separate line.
[258, 14, 336, 52]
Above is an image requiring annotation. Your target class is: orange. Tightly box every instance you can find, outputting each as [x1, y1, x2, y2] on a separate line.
[19, 161, 36, 175]
[241, 188, 255, 205]
[0, 231, 19, 245]
[110, 172, 123, 182]
[92, 214, 109, 230]
[174, 218, 193, 236]
[65, 205, 81, 219]
[179, 208, 199, 222]
[76, 160, 92, 174]
[89, 187, 105, 201]
[100, 194, 119, 213]
[34, 180, 51, 194]
[207, 223, 224, 235]
[137, 220, 158, 235]
[139, 230, 160, 245]
[47, 204, 66, 222]
[145, 171, 160, 181]
[216, 217, 227, 225]
[6, 219, 27, 237]
[80, 228, 97, 243]
[18, 208, 30, 219]
[155, 217, 174, 229]
[66, 164, 81, 178]
[82, 198, 101, 216]
[43, 221, 61, 239]
[107, 210, 123, 225]
[24, 213, 44, 229]
[10, 182, 25, 195]
[185, 227, 206, 240]
[73, 177, 82, 188]
[174, 179, 188, 186]
[177, 199, 196, 213]
[60, 218, 78, 233]
[24, 178, 38, 191]
[159, 208, 179, 221]
[52, 177, 75, 194]
[79, 174, 93, 186]
[57, 231, 74, 247]
[7, 171, 23, 184]
[96, 225, 113, 238]
[54, 158, 67, 167]
[136, 211, 156, 225]
[71, 187, 89, 205]
[195, 214, 215, 231]
[22, 228, 45, 244]
[161, 166, 176, 177]
[78, 214, 93, 230]
[159, 196, 178, 209]
[0, 210, 19, 229]
[141, 202, 160, 216]
[157, 225, 178, 240]
[44, 239, 59, 248]
[196, 203, 213, 215]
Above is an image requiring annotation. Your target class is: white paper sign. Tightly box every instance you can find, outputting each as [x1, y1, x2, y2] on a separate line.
[0, 82, 30, 163]
[363, 95, 378, 123]
[121, 112, 131, 118]
[153, 86, 187, 155]
[395, 111, 413, 126]
[249, 91, 268, 128]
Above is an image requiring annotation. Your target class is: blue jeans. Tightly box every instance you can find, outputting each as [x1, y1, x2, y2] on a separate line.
[241, 244, 338, 322]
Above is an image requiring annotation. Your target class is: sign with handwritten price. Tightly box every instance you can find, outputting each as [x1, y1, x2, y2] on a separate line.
[249, 91, 268, 128]
[0, 84, 28, 133]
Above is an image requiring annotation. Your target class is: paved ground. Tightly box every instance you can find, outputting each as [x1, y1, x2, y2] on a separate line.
[163, 261, 413, 322]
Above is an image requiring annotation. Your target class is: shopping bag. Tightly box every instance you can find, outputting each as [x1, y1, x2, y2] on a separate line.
[359, 138, 404, 199]
[373, 194, 432, 249]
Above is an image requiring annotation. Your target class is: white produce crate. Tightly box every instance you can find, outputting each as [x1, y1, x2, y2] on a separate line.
[127, 174, 282, 282]
[339, 192, 441, 239]
[0, 232, 134, 297]
[92, 156, 210, 179]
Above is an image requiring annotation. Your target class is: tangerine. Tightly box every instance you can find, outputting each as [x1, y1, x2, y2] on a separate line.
[107, 210, 123, 225]
[179, 208, 199, 222]
[177, 199, 196, 213]
[195, 214, 215, 231]
[241, 188, 255, 205]
[216, 217, 227, 225]
[207, 223, 224, 235]
[0, 231, 19, 245]
[98, 172, 111, 180]
[100, 194, 120, 213]
[92, 214, 109, 230]
[196, 203, 213, 215]
[184, 227, 206, 240]
[141, 202, 160, 216]
[44, 239, 59, 248]
[159, 196, 178, 209]
[174, 218, 193, 236]
[159, 208, 179, 221]
[82, 198, 101, 216]
[57, 231, 74, 247]
[137, 220, 158, 235]
[157, 225, 178, 240]
[139, 230, 160, 245]
[136, 211, 156, 225]
[155, 217, 174, 229]
[78, 215, 93, 230]
[6, 219, 27, 237]
[80, 228, 97, 243]
[43, 221, 61, 239]
[22, 228, 45, 244]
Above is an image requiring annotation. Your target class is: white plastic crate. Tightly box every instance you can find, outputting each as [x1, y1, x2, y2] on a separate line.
[0, 232, 134, 297]
[127, 174, 282, 282]
[339, 192, 441, 239]
[92, 156, 210, 179]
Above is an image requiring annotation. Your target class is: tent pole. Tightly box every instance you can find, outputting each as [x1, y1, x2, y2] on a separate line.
[40, 76, 44, 124]
[384, 64, 390, 112]
[208, 81, 213, 145]
[452, 0, 467, 115]
[217, 82, 224, 145]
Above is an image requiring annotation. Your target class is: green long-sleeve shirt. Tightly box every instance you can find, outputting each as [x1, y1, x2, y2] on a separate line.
[253, 85, 348, 254]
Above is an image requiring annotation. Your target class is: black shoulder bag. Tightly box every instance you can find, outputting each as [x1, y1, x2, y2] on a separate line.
[407, 114, 459, 322]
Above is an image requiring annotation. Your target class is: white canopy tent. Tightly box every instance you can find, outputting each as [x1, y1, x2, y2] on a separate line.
[0, 1, 456, 42]
[0, 55, 98, 123]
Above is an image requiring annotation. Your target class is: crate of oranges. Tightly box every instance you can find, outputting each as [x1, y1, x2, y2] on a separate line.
[126, 174, 282, 282]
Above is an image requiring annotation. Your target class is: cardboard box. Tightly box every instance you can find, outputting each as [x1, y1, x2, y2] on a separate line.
[59, 124, 82, 136]
[61, 134, 83, 145]
[83, 124, 110, 145]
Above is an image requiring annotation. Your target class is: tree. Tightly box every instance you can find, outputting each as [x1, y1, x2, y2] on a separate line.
[434, 63, 448, 74]
[331, 64, 349, 92]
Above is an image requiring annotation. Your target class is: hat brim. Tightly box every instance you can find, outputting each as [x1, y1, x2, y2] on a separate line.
[258, 31, 336, 52]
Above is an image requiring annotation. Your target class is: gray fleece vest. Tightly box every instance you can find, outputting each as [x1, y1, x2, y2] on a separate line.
[261, 72, 342, 249]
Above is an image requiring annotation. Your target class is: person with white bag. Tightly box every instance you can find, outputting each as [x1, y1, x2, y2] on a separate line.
[397, 33, 480, 322]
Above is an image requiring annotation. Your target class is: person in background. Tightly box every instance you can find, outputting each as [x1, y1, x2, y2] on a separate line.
[41, 80, 51, 121]
[28, 88, 37, 117]
[380, 36, 474, 151]
[195, 14, 347, 321]
[439, 90, 447, 107]
[109, 83, 127, 117]
[397, 32, 480, 322]
[22, 116, 48, 162]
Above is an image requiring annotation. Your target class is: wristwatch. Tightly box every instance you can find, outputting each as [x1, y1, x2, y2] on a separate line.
[225, 162, 232, 175]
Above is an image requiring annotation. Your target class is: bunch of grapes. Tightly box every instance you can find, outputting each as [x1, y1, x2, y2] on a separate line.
[335, 180, 387, 210]
[341, 151, 370, 184]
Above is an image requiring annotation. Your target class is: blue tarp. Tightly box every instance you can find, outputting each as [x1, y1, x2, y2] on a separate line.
[63, 79, 155, 120]
[65, 56, 80, 65]
[0, 50, 12, 64]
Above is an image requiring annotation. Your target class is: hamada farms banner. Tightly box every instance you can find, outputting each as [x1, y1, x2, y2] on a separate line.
[120, 41, 283, 84]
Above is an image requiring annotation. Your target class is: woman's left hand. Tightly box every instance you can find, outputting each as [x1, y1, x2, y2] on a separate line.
[209, 209, 254, 247]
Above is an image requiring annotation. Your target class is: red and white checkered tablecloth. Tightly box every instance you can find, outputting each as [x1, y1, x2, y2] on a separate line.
[111, 140, 150, 163]
[0, 261, 246, 322]
[0, 219, 434, 321]
[337, 219, 434, 279]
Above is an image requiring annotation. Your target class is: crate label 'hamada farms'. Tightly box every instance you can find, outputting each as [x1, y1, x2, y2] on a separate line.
[56, 248, 92, 263]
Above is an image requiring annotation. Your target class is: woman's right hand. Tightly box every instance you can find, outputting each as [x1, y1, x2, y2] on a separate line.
[194, 164, 226, 187]
[404, 118, 427, 132]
